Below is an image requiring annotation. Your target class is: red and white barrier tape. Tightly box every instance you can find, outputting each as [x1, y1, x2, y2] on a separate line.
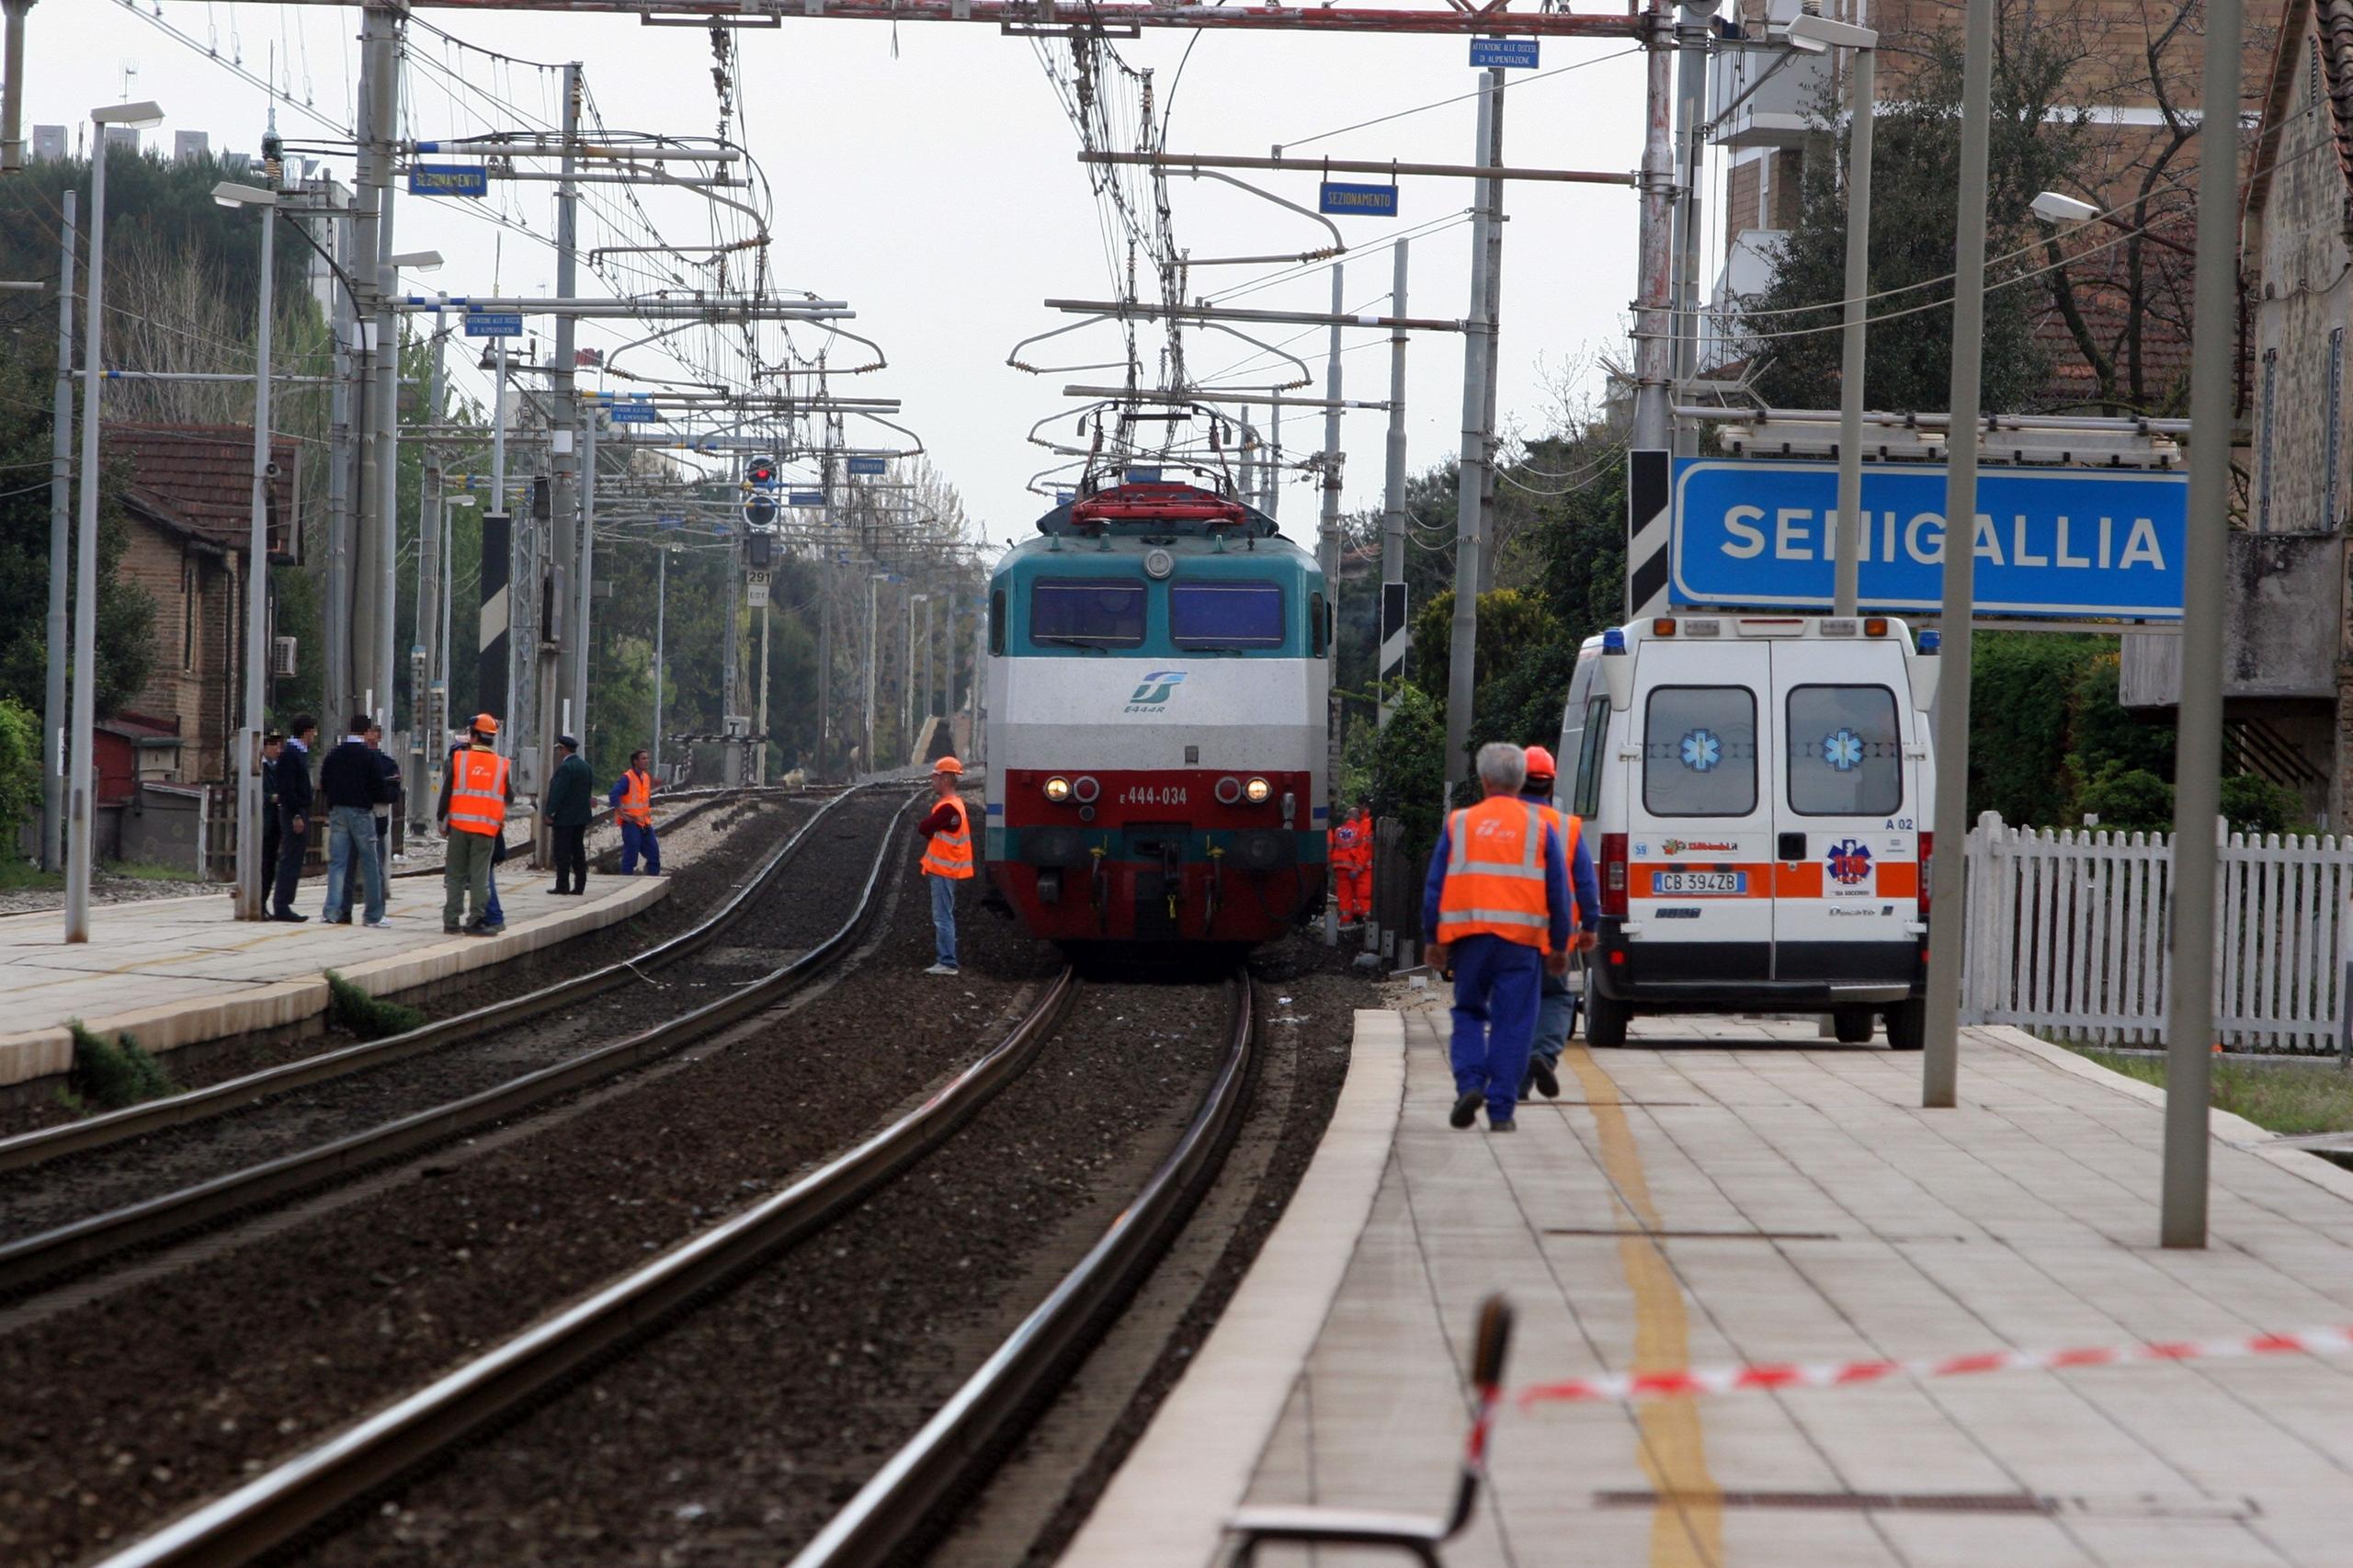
[1517, 1324, 2353, 1408]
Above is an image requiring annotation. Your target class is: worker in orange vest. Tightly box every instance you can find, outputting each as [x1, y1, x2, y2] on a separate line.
[915, 756, 973, 975]
[1329, 801, 1374, 924]
[1421, 742, 1575, 1133]
[609, 749, 661, 875]
[435, 714, 513, 935]
[1520, 744, 1601, 1100]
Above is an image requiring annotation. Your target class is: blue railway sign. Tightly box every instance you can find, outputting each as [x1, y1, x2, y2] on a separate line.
[463, 312, 523, 337]
[608, 403, 659, 424]
[1669, 458, 2188, 620]
[789, 490, 826, 506]
[1470, 37, 1539, 68]
[1319, 181, 1399, 218]
[847, 456, 887, 476]
[656, 515, 683, 528]
[408, 165, 488, 198]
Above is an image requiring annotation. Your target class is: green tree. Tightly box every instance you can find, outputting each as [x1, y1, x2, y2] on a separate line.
[0, 697, 40, 850]
[1743, 28, 2079, 414]
[1405, 587, 1562, 723]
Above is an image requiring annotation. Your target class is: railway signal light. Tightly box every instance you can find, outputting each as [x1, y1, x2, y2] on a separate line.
[745, 454, 780, 491]
[744, 494, 779, 531]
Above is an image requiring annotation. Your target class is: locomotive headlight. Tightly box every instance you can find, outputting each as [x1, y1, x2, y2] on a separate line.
[1072, 775, 1101, 803]
[1214, 776, 1242, 805]
[1043, 776, 1073, 802]
[1244, 776, 1272, 804]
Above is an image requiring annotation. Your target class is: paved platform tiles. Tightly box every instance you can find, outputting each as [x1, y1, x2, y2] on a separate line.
[1068, 1002, 2353, 1568]
[0, 871, 668, 1087]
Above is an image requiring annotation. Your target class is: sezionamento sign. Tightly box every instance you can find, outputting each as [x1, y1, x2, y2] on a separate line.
[1670, 458, 2188, 621]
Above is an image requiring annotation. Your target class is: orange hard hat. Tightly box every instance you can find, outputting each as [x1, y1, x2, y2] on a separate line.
[932, 756, 964, 775]
[472, 713, 501, 736]
[1523, 744, 1557, 778]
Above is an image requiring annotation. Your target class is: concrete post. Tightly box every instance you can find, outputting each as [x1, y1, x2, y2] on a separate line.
[41, 187, 72, 872]
[1445, 75, 1498, 799]
[1832, 43, 1877, 615]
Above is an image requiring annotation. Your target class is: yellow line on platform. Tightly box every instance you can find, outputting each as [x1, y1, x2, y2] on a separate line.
[1563, 1043, 1723, 1568]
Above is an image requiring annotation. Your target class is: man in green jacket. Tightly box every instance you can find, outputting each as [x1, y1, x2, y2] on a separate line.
[542, 733, 596, 895]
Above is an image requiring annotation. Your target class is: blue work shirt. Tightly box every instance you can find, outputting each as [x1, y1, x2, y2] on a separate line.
[1421, 797, 1575, 951]
[1524, 786, 1602, 933]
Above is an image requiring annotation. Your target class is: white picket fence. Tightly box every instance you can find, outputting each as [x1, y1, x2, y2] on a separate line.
[1961, 812, 2353, 1052]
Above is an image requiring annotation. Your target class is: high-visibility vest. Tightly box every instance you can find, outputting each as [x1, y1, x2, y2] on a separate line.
[1435, 794, 1553, 949]
[920, 797, 974, 880]
[1332, 814, 1370, 870]
[616, 768, 654, 828]
[448, 748, 510, 838]
[1525, 796, 1585, 926]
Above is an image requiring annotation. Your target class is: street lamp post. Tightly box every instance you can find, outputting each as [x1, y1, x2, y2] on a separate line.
[1786, 13, 1880, 617]
[213, 179, 278, 921]
[65, 100, 164, 944]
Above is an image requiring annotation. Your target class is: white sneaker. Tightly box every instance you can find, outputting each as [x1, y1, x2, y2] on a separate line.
[923, 963, 958, 976]
[367, 918, 394, 929]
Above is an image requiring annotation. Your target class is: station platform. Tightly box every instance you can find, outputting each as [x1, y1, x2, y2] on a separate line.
[0, 872, 667, 1089]
[1063, 995, 2353, 1568]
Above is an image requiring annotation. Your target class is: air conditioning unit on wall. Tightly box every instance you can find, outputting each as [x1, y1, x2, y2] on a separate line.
[270, 636, 298, 678]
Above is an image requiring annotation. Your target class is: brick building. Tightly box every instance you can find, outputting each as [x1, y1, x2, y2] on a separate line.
[107, 424, 301, 785]
[1709, 0, 2281, 412]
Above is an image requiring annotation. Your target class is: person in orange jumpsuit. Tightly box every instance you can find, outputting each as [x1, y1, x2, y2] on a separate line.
[1330, 801, 1374, 924]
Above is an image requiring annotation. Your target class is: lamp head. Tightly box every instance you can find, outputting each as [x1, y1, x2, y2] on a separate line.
[389, 250, 444, 272]
[2031, 191, 2100, 226]
[1782, 14, 1878, 51]
[94, 101, 165, 130]
[210, 181, 278, 210]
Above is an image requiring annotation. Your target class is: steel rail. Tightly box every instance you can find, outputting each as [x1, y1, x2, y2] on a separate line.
[0, 785, 873, 1176]
[0, 791, 923, 1295]
[789, 973, 1257, 1568]
[89, 964, 1084, 1568]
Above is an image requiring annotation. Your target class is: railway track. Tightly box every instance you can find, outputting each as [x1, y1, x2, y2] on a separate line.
[86, 971, 1256, 1568]
[0, 785, 919, 1298]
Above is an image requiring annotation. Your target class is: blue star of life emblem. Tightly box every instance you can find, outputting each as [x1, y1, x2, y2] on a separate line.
[1823, 728, 1866, 772]
[1679, 730, 1722, 773]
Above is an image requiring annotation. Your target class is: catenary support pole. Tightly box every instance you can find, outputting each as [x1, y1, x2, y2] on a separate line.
[1922, 0, 1995, 1109]
[325, 195, 357, 742]
[41, 188, 72, 872]
[1671, 0, 1710, 460]
[2160, 0, 2242, 1250]
[1321, 261, 1346, 939]
[573, 412, 596, 754]
[651, 542, 667, 776]
[234, 197, 278, 921]
[414, 323, 446, 810]
[371, 172, 400, 737]
[65, 134, 114, 943]
[0, 0, 31, 175]
[1832, 41, 1876, 616]
[541, 58, 584, 827]
[1475, 67, 1505, 595]
[349, 6, 397, 733]
[1379, 237, 1408, 730]
[1631, 0, 1677, 451]
[1444, 74, 1498, 799]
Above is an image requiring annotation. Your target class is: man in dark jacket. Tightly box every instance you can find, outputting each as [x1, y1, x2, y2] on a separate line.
[270, 717, 317, 922]
[318, 712, 389, 926]
[365, 720, 401, 885]
[256, 732, 282, 912]
[542, 734, 594, 894]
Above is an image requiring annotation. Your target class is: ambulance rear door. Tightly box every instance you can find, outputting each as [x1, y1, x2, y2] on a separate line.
[1768, 636, 1919, 987]
[1625, 639, 1772, 983]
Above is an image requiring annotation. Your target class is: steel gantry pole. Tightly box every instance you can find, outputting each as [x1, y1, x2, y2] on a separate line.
[1379, 237, 1408, 729]
[1922, 0, 1996, 1109]
[542, 59, 585, 824]
[350, 6, 399, 728]
[573, 411, 597, 755]
[1670, 0, 1711, 460]
[1475, 67, 1506, 594]
[2160, 0, 2245, 1250]
[224, 183, 279, 921]
[1445, 73, 1499, 800]
[326, 194, 358, 741]
[1320, 261, 1347, 900]
[415, 321, 447, 805]
[41, 188, 72, 872]
[1631, 0, 1677, 452]
[651, 541, 668, 777]
[1820, 19, 1880, 615]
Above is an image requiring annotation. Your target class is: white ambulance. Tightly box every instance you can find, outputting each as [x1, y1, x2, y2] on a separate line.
[1552, 615, 1940, 1049]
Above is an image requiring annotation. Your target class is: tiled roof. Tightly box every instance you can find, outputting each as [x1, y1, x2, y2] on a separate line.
[105, 423, 298, 552]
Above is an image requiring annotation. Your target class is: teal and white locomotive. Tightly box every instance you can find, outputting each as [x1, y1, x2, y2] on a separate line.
[983, 476, 1331, 952]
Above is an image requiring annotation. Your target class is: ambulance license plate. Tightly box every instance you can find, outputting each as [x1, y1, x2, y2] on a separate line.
[1652, 870, 1745, 895]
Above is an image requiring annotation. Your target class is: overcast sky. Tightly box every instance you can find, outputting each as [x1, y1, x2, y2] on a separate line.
[37, 2, 1653, 551]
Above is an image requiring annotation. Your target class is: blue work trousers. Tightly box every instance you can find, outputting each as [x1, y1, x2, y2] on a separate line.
[1448, 934, 1543, 1126]
[1532, 969, 1577, 1071]
[620, 821, 661, 875]
[929, 873, 960, 970]
[322, 805, 385, 924]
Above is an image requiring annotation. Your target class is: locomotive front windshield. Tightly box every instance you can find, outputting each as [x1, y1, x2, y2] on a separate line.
[1032, 579, 1145, 646]
[1171, 581, 1284, 650]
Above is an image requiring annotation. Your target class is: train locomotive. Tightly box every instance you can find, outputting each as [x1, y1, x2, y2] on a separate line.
[983, 478, 1331, 953]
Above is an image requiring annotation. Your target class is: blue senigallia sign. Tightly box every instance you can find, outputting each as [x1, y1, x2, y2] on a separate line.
[789, 490, 825, 506]
[408, 165, 488, 198]
[1670, 458, 2188, 620]
[463, 312, 523, 337]
[608, 403, 659, 424]
[1318, 181, 1399, 218]
[847, 457, 887, 476]
[1470, 37, 1539, 68]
